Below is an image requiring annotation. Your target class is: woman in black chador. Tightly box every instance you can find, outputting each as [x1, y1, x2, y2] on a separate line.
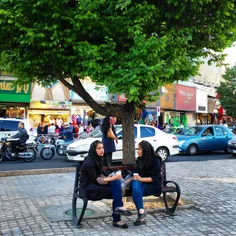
[79, 140, 131, 228]
[131, 140, 162, 226]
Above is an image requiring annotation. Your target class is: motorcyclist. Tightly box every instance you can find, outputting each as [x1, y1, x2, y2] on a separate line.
[59, 123, 73, 142]
[9, 122, 29, 156]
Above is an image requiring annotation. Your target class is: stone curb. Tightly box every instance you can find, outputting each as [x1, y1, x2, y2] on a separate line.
[0, 167, 76, 177]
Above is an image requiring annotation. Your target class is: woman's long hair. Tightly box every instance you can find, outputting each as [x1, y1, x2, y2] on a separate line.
[85, 140, 103, 175]
[138, 140, 156, 170]
[101, 116, 110, 134]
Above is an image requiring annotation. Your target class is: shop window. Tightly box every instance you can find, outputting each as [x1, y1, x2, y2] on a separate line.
[140, 127, 155, 138]
[198, 106, 206, 111]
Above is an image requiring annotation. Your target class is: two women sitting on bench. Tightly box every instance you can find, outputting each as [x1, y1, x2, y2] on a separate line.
[79, 140, 162, 228]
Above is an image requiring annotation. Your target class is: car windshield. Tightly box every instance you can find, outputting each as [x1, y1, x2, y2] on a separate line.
[164, 128, 175, 134]
[88, 129, 102, 138]
[183, 127, 203, 136]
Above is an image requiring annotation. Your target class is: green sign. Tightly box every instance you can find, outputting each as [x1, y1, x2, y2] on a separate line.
[0, 80, 31, 102]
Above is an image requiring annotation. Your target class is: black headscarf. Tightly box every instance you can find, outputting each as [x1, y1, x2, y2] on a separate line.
[101, 116, 110, 134]
[137, 140, 156, 170]
[85, 140, 103, 175]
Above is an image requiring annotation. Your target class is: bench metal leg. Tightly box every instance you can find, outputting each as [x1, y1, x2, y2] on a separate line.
[72, 194, 88, 228]
[163, 182, 181, 215]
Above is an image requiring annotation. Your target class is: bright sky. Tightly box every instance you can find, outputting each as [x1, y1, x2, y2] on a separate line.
[223, 43, 236, 67]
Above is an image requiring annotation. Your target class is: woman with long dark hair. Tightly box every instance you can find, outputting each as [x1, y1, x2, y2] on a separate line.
[101, 116, 118, 167]
[79, 140, 131, 228]
[131, 140, 162, 226]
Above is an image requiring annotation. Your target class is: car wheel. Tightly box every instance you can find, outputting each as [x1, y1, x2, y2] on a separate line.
[187, 144, 198, 155]
[156, 147, 169, 161]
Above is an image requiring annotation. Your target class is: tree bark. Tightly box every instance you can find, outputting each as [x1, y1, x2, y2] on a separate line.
[120, 102, 136, 165]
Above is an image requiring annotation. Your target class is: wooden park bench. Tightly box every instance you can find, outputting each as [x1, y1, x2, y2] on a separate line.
[72, 161, 181, 228]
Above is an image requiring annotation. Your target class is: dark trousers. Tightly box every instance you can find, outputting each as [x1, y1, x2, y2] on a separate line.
[110, 180, 123, 222]
[85, 180, 123, 222]
[103, 152, 113, 166]
[10, 140, 21, 153]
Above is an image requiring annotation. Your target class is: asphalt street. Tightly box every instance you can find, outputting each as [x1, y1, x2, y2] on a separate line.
[0, 151, 234, 172]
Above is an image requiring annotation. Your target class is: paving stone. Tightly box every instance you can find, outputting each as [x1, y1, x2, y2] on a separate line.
[1, 159, 236, 234]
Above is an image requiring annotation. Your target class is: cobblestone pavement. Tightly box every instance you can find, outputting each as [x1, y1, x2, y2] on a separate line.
[1, 158, 236, 236]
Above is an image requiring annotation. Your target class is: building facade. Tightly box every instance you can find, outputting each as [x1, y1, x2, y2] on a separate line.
[0, 76, 31, 119]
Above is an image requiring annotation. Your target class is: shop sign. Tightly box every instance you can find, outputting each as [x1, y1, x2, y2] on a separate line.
[112, 93, 127, 103]
[196, 89, 208, 113]
[30, 101, 72, 109]
[28, 109, 70, 115]
[70, 82, 108, 102]
[176, 84, 196, 111]
[0, 79, 31, 102]
[160, 84, 176, 109]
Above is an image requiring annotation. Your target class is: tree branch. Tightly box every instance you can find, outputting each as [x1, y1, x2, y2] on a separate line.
[55, 71, 123, 117]
[71, 76, 123, 116]
[54, 72, 75, 91]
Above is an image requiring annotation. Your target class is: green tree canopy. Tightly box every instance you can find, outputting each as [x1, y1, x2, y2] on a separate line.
[217, 65, 236, 117]
[1, 0, 236, 163]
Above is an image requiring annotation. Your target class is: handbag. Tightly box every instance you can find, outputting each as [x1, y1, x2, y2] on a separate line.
[107, 125, 116, 140]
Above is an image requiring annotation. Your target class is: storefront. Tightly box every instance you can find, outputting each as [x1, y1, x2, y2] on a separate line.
[208, 98, 217, 124]
[175, 84, 196, 126]
[0, 77, 31, 119]
[196, 89, 208, 125]
[28, 101, 72, 128]
[160, 84, 176, 125]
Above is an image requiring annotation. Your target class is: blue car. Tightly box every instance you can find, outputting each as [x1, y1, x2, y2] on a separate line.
[177, 125, 233, 155]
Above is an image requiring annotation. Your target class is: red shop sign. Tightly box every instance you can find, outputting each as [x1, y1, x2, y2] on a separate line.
[176, 85, 196, 111]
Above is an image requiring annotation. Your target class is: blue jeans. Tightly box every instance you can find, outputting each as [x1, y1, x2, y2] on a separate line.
[131, 180, 147, 211]
[109, 180, 123, 222]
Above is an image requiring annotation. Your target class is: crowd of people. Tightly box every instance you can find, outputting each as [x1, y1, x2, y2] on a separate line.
[36, 122, 95, 141]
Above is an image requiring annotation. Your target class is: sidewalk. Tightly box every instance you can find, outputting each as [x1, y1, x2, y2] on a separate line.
[1, 159, 236, 235]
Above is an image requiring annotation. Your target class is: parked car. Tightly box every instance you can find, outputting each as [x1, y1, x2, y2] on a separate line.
[227, 136, 236, 156]
[66, 124, 179, 162]
[177, 125, 233, 155]
[163, 127, 188, 135]
[228, 127, 236, 136]
[57, 128, 102, 156]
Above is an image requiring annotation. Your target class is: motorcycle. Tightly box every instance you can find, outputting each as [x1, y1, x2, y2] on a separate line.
[0, 138, 37, 162]
[36, 135, 57, 160]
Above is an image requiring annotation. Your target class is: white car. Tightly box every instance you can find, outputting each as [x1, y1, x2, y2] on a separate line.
[66, 124, 179, 162]
[0, 118, 35, 140]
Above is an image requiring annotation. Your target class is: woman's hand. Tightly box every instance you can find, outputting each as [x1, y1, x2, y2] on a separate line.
[133, 174, 142, 181]
[105, 173, 122, 182]
[112, 174, 122, 180]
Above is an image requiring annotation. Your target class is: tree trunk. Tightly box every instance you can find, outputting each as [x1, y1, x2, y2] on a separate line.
[121, 102, 136, 165]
